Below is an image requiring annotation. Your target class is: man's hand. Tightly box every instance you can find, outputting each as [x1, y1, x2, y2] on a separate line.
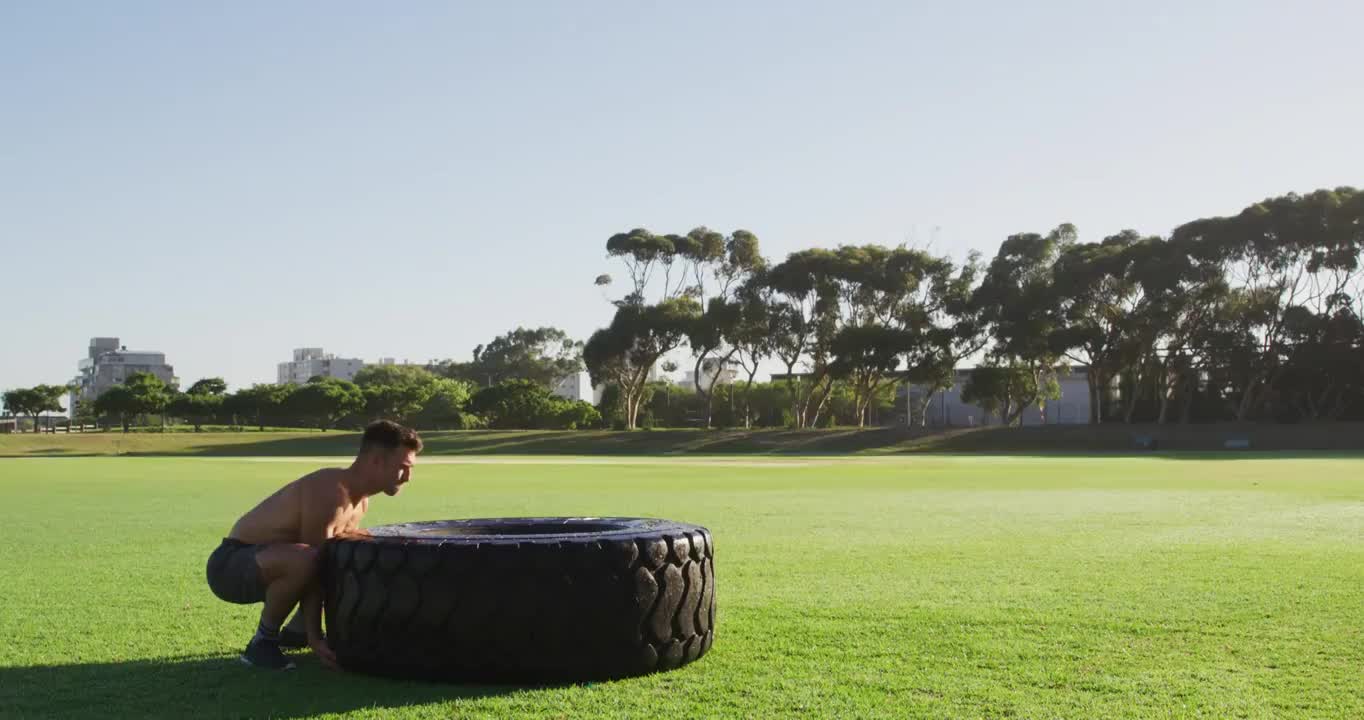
[309, 633, 339, 670]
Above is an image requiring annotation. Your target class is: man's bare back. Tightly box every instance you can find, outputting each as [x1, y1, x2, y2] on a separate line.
[228, 468, 370, 546]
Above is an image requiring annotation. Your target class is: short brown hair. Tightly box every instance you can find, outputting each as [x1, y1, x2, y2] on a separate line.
[359, 419, 422, 455]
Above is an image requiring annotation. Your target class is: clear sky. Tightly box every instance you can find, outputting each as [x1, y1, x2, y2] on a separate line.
[3, 1, 1361, 396]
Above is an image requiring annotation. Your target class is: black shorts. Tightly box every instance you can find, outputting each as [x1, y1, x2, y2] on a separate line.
[206, 538, 267, 604]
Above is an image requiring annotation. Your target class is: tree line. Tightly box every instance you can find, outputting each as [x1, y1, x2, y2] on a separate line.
[6, 186, 1360, 432]
[1, 385, 71, 432]
[77, 362, 599, 434]
[2, 327, 599, 433]
[584, 186, 1364, 428]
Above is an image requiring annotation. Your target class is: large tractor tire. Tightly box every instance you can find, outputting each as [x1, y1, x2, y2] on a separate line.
[321, 517, 716, 683]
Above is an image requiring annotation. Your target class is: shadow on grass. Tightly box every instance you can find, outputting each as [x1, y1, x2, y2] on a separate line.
[138, 428, 939, 457]
[876, 424, 1364, 458]
[24, 424, 1364, 460]
[0, 652, 554, 719]
[12, 446, 106, 457]
[5, 452, 108, 458]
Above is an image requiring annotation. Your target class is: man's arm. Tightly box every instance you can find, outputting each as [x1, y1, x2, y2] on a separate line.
[342, 497, 372, 536]
[298, 478, 347, 668]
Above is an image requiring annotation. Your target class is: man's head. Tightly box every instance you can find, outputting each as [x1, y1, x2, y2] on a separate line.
[354, 419, 422, 496]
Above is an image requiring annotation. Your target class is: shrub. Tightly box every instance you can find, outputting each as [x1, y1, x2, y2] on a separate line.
[553, 400, 602, 430]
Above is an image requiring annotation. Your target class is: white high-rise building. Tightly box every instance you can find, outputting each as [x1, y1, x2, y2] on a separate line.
[277, 348, 364, 384]
[71, 337, 178, 413]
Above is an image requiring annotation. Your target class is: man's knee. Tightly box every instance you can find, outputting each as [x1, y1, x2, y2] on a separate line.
[293, 543, 320, 563]
[282, 543, 320, 575]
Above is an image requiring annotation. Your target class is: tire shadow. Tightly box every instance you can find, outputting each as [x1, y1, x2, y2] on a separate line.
[1, 652, 565, 719]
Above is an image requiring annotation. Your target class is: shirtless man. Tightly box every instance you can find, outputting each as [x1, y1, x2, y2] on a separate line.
[205, 419, 422, 670]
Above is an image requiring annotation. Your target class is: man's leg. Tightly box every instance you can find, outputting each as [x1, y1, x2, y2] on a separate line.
[258, 544, 318, 627]
[240, 543, 318, 670]
[279, 607, 309, 649]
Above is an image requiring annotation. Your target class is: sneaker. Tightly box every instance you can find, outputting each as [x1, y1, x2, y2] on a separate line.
[278, 628, 309, 650]
[239, 637, 296, 670]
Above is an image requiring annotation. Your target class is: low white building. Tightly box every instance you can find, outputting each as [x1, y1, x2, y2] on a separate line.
[550, 371, 604, 405]
[677, 357, 739, 393]
[903, 366, 1092, 427]
[373, 357, 431, 368]
[277, 348, 364, 384]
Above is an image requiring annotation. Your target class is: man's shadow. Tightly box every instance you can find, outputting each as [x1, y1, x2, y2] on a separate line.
[2, 652, 562, 719]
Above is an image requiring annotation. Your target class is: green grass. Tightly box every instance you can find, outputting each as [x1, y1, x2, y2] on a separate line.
[0, 427, 952, 457]
[3, 455, 1363, 718]
[6, 422, 1364, 458]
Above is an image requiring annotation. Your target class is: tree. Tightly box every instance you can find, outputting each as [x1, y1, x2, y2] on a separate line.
[606, 228, 678, 303]
[584, 297, 701, 430]
[904, 252, 986, 427]
[1, 385, 70, 433]
[729, 283, 778, 428]
[974, 225, 1075, 425]
[683, 230, 768, 427]
[167, 377, 229, 432]
[186, 377, 228, 396]
[671, 226, 728, 302]
[411, 378, 477, 429]
[582, 186, 1362, 429]
[1120, 235, 1231, 424]
[353, 365, 445, 423]
[593, 226, 737, 429]
[93, 385, 140, 432]
[961, 363, 1043, 426]
[1277, 304, 1364, 420]
[1050, 231, 1153, 423]
[686, 298, 742, 427]
[72, 395, 99, 429]
[829, 324, 910, 428]
[2, 389, 37, 432]
[35, 385, 71, 432]
[224, 384, 295, 431]
[1172, 187, 1364, 420]
[553, 399, 602, 430]
[360, 384, 427, 424]
[764, 248, 840, 428]
[286, 378, 365, 431]
[466, 379, 559, 429]
[831, 245, 954, 428]
[353, 364, 437, 389]
[765, 242, 958, 429]
[124, 372, 172, 428]
[168, 392, 224, 432]
[439, 327, 583, 388]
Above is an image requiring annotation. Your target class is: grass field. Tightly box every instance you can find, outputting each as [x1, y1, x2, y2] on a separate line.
[3, 455, 1363, 718]
[6, 422, 1364, 458]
